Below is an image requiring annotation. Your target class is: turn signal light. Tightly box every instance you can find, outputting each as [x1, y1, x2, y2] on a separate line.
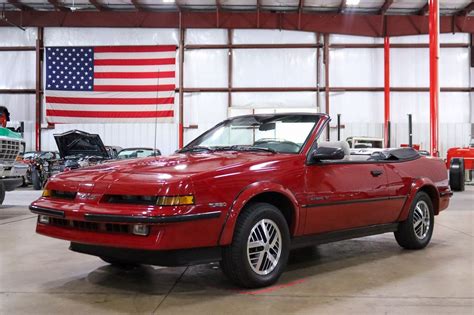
[156, 195, 195, 206]
[42, 189, 52, 197]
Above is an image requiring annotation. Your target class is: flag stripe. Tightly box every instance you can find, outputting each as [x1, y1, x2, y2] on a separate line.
[48, 117, 174, 124]
[94, 84, 175, 92]
[94, 51, 176, 60]
[94, 71, 175, 79]
[46, 96, 175, 105]
[94, 78, 175, 86]
[94, 58, 175, 66]
[45, 91, 173, 98]
[94, 65, 175, 72]
[46, 109, 174, 118]
[46, 104, 173, 111]
[94, 45, 176, 53]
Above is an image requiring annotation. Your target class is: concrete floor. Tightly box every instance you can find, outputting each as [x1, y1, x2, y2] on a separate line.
[0, 187, 473, 314]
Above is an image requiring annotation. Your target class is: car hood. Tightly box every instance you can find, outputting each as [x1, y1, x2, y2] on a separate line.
[84, 151, 290, 177]
[54, 130, 109, 159]
[46, 151, 297, 197]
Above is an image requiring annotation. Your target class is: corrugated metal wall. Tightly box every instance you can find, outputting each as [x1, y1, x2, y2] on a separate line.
[0, 27, 471, 156]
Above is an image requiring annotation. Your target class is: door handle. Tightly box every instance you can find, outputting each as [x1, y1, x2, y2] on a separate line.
[371, 170, 384, 177]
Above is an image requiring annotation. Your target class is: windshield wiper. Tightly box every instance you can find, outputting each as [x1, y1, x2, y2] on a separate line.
[178, 146, 214, 153]
[230, 145, 277, 154]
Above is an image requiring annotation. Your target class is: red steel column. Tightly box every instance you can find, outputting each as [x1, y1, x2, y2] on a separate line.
[384, 36, 390, 148]
[429, 0, 440, 157]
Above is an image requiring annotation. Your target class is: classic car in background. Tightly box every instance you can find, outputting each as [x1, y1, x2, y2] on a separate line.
[0, 106, 26, 204]
[26, 151, 62, 190]
[30, 113, 451, 288]
[117, 148, 161, 160]
[26, 130, 123, 190]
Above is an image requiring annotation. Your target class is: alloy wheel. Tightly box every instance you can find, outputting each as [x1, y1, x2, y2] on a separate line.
[413, 200, 431, 239]
[246, 219, 282, 275]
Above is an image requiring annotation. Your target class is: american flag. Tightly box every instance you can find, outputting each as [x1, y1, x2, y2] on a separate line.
[44, 45, 176, 123]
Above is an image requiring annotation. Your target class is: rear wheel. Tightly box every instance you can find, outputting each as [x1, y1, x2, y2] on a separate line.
[394, 192, 434, 250]
[220, 202, 290, 288]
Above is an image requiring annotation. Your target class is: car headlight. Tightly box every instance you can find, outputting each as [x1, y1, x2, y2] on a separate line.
[156, 195, 194, 206]
[42, 189, 52, 197]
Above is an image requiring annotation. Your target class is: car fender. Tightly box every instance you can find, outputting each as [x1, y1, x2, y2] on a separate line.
[397, 177, 440, 221]
[218, 181, 300, 246]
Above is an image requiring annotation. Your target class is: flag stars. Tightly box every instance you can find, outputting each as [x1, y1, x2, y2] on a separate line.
[46, 46, 93, 91]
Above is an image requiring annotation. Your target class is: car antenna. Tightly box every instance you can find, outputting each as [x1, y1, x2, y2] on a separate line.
[153, 43, 159, 155]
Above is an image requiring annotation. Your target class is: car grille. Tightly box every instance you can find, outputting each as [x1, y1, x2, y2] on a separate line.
[0, 139, 21, 163]
[48, 217, 131, 234]
[51, 190, 77, 200]
[103, 194, 157, 205]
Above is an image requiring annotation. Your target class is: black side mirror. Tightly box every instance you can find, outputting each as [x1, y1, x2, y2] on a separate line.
[311, 146, 345, 161]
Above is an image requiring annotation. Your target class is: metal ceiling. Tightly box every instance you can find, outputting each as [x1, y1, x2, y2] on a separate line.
[0, 0, 473, 16]
[1, 1, 474, 36]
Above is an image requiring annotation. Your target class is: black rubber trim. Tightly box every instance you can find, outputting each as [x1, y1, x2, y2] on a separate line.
[70, 242, 222, 266]
[440, 191, 453, 197]
[302, 196, 406, 208]
[84, 211, 221, 223]
[291, 223, 399, 249]
[29, 205, 65, 218]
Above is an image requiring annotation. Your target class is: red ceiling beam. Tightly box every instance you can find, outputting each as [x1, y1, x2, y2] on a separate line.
[7, 0, 35, 11]
[1, 11, 474, 36]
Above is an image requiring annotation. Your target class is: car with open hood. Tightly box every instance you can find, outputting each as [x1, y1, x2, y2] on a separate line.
[30, 113, 451, 288]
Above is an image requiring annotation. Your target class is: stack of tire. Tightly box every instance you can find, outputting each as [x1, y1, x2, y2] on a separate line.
[449, 158, 465, 192]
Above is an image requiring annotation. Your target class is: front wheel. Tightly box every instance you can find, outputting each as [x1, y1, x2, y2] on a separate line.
[394, 192, 434, 249]
[220, 202, 290, 288]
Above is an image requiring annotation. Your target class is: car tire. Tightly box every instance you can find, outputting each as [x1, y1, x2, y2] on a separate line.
[0, 181, 5, 205]
[394, 192, 434, 250]
[31, 168, 42, 191]
[449, 158, 465, 192]
[100, 256, 140, 269]
[220, 202, 290, 288]
[21, 176, 28, 187]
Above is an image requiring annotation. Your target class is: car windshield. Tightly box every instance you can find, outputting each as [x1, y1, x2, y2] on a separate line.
[182, 114, 320, 154]
[118, 149, 156, 159]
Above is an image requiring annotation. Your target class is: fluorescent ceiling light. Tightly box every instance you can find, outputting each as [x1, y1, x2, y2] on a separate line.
[163, 0, 175, 3]
[346, 0, 360, 5]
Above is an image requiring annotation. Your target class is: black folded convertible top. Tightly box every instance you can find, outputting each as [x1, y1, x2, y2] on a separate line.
[369, 148, 420, 161]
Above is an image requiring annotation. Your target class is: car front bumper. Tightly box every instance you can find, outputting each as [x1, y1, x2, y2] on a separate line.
[30, 202, 226, 252]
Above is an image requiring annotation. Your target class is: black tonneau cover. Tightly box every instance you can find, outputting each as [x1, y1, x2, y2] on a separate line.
[369, 148, 420, 161]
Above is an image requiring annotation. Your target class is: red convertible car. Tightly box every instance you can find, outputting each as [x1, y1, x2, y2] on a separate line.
[30, 113, 451, 288]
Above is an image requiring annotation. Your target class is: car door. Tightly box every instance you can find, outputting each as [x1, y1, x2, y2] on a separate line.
[303, 161, 398, 235]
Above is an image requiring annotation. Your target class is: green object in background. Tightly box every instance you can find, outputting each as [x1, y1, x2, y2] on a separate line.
[0, 127, 22, 139]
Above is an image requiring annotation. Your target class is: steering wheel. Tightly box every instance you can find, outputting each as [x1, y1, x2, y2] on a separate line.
[254, 138, 300, 153]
